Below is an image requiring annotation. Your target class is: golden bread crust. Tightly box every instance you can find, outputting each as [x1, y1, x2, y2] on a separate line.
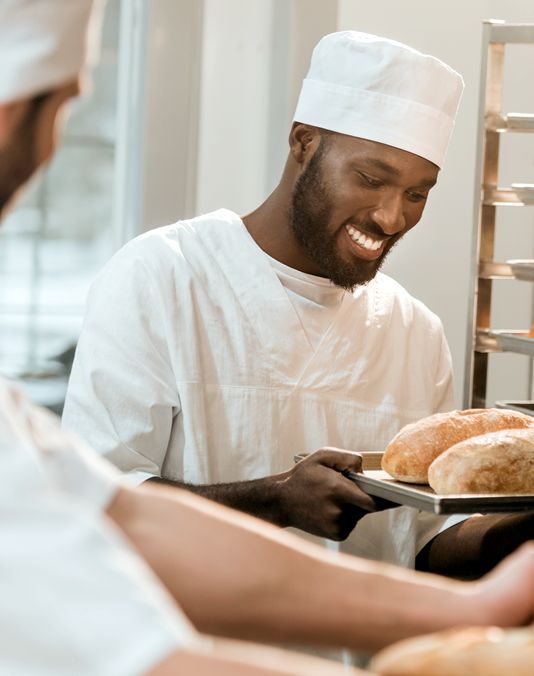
[428, 428, 534, 494]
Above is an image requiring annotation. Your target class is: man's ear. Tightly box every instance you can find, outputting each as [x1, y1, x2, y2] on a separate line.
[288, 123, 321, 164]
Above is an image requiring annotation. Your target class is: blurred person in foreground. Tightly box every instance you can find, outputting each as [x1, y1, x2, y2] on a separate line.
[2, 2, 534, 675]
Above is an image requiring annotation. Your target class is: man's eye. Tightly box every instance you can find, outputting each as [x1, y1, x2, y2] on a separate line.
[359, 172, 383, 188]
[406, 191, 427, 202]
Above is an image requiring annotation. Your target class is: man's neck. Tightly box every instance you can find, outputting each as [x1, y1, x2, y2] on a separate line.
[242, 187, 325, 277]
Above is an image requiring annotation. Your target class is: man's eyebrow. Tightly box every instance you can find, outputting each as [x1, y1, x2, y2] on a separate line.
[415, 177, 437, 189]
[364, 158, 398, 175]
[363, 157, 437, 188]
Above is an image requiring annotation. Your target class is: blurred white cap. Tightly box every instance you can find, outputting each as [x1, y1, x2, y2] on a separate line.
[0, 0, 106, 104]
[293, 31, 464, 168]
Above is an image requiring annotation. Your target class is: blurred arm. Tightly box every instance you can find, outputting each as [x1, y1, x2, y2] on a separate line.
[108, 481, 534, 653]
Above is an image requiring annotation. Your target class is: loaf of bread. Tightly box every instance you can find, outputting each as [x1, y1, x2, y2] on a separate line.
[382, 408, 534, 483]
[428, 428, 534, 494]
[370, 626, 534, 676]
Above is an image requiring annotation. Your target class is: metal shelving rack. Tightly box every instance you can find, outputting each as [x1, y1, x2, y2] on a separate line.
[464, 20, 534, 410]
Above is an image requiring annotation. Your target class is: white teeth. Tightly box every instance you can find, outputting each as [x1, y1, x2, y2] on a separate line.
[345, 225, 383, 252]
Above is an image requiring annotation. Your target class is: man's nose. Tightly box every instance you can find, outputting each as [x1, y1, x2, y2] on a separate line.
[370, 193, 405, 235]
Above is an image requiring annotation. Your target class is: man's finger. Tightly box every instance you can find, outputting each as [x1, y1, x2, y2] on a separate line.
[334, 475, 377, 512]
[310, 447, 363, 473]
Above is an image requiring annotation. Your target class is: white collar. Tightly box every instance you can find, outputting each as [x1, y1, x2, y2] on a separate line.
[265, 253, 346, 307]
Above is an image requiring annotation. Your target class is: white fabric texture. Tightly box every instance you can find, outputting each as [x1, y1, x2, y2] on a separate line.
[0, 378, 200, 675]
[293, 31, 464, 168]
[0, 0, 104, 104]
[266, 253, 345, 351]
[63, 209, 466, 568]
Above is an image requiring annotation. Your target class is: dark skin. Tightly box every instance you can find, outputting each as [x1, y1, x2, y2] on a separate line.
[152, 449, 378, 541]
[244, 124, 437, 284]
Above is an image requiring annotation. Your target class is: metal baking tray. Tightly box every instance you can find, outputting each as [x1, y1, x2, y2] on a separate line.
[488, 329, 534, 356]
[348, 470, 534, 515]
[507, 259, 534, 282]
[294, 455, 534, 514]
[495, 400, 534, 417]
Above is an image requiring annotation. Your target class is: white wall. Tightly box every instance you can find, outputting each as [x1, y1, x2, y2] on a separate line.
[337, 0, 534, 407]
[195, 0, 338, 214]
[196, 0, 279, 215]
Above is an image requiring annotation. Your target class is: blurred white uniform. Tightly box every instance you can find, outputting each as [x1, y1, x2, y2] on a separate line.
[0, 379, 200, 676]
[63, 209, 467, 568]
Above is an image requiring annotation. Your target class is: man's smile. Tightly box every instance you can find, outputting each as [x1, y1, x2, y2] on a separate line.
[344, 223, 386, 260]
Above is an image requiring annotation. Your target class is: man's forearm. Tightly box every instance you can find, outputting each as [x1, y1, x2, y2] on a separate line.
[147, 475, 289, 527]
[146, 449, 380, 542]
[107, 483, 529, 653]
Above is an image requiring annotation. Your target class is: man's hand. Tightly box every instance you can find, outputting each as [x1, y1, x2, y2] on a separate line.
[274, 448, 379, 541]
[149, 447, 393, 540]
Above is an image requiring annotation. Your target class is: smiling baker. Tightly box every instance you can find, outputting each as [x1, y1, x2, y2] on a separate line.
[63, 31, 468, 568]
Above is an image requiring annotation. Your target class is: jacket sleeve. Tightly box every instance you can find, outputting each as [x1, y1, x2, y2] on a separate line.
[62, 242, 180, 481]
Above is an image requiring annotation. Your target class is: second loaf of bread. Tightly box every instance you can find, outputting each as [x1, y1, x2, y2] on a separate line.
[428, 427, 534, 494]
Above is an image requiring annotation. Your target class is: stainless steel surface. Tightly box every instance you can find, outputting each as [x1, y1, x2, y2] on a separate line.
[507, 259, 534, 281]
[293, 454, 534, 514]
[464, 21, 501, 408]
[489, 330, 534, 356]
[464, 22, 534, 408]
[487, 113, 534, 132]
[349, 470, 534, 515]
[483, 186, 534, 205]
[474, 329, 502, 353]
[489, 23, 534, 44]
[478, 261, 514, 279]
[495, 400, 534, 416]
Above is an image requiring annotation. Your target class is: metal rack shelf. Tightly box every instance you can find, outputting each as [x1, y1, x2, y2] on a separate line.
[486, 113, 534, 132]
[484, 185, 534, 205]
[475, 330, 534, 357]
[464, 20, 534, 411]
[479, 260, 534, 280]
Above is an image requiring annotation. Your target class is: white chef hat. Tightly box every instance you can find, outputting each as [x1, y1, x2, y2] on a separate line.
[0, 0, 105, 105]
[293, 31, 464, 168]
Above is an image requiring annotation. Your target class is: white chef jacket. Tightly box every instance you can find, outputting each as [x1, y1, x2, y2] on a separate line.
[0, 378, 201, 675]
[63, 208, 467, 567]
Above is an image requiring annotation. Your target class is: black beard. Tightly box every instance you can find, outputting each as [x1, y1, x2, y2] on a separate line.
[289, 139, 393, 291]
[0, 94, 48, 218]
